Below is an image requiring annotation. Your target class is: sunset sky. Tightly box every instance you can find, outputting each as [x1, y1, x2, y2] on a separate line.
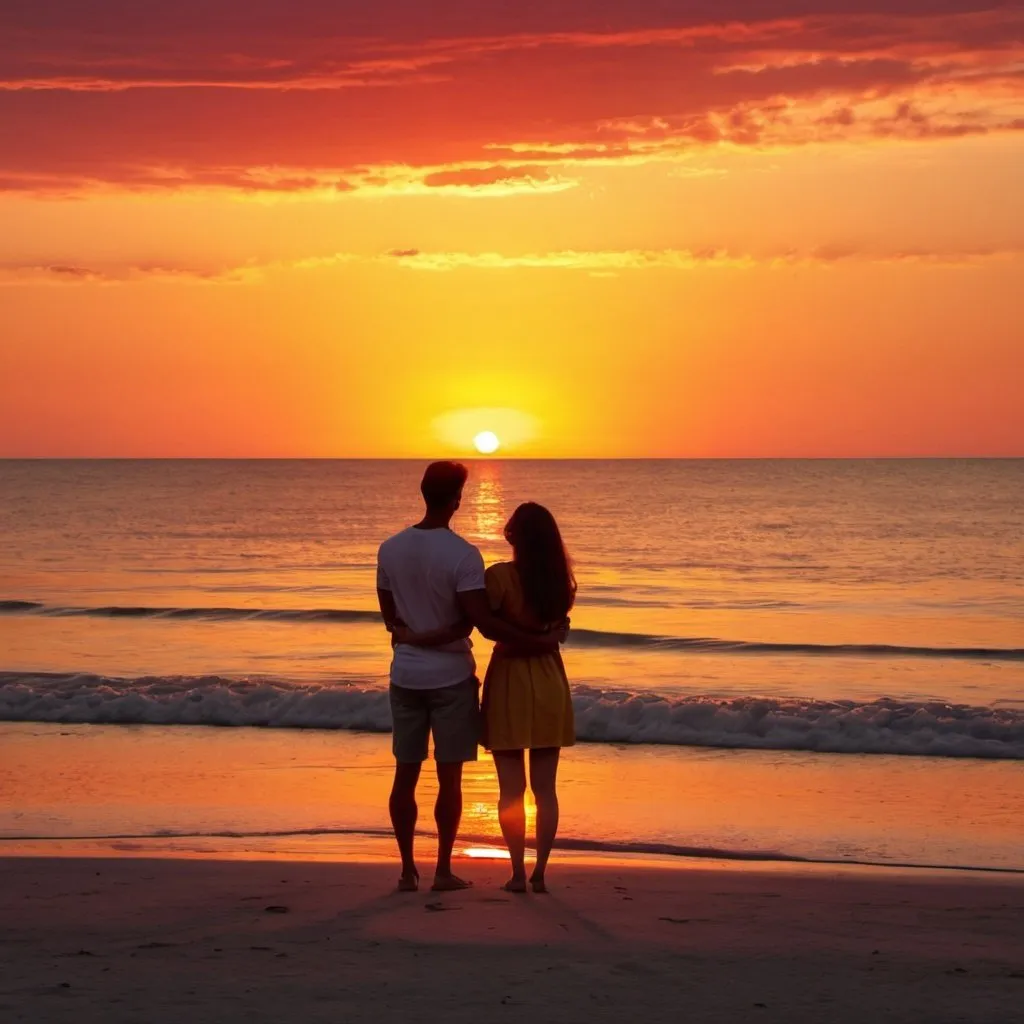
[1, 0, 1021, 457]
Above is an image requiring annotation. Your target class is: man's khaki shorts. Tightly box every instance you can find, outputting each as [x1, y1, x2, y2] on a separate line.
[389, 677, 480, 764]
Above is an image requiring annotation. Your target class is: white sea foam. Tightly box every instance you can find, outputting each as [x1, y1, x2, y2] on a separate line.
[1, 673, 1021, 759]
[570, 686, 1024, 758]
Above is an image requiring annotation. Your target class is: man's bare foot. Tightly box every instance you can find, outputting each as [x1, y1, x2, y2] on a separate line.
[397, 870, 419, 893]
[430, 874, 473, 892]
[530, 874, 549, 894]
[503, 875, 528, 893]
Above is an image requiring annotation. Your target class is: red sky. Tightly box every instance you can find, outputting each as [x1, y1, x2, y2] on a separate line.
[1, 0, 1022, 456]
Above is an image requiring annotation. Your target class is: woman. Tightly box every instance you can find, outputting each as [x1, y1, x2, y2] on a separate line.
[482, 502, 576, 893]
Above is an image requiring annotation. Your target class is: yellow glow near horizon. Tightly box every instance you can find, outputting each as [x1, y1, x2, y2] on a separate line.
[473, 430, 501, 454]
[433, 408, 540, 456]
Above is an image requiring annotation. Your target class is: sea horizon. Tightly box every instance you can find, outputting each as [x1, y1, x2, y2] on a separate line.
[4, 455, 1023, 462]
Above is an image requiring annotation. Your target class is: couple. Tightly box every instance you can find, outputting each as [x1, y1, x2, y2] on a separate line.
[376, 461, 576, 894]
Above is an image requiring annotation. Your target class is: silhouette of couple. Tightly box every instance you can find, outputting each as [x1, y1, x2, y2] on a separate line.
[377, 461, 575, 893]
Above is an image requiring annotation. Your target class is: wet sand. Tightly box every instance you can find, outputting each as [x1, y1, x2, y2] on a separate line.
[2, 854, 1022, 1023]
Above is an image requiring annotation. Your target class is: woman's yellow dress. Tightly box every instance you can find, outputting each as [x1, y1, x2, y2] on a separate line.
[481, 561, 575, 752]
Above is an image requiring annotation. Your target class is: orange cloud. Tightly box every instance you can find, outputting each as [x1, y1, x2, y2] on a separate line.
[5, 244, 1020, 286]
[0, 262, 250, 285]
[381, 246, 1024, 271]
[1, 4, 1021, 196]
[421, 165, 554, 189]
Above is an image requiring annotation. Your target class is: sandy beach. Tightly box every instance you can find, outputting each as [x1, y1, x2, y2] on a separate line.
[2, 853, 1022, 1024]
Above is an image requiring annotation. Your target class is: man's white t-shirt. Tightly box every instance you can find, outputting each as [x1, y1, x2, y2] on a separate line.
[376, 526, 486, 690]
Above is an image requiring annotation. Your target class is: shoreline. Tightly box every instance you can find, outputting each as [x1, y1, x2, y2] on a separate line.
[3, 833, 1024, 879]
[3, 853, 1022, 1023]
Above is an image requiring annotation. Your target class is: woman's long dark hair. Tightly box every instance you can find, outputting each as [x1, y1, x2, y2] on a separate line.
[504, 502, 576, 624]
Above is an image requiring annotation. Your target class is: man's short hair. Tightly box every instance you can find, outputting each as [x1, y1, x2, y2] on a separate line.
[420, 461, 468, 510]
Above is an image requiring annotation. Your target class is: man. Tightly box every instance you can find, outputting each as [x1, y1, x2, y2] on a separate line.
[376, 461, 560, 892]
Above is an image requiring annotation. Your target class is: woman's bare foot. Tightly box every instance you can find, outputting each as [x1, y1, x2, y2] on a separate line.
[503, 875, 528, 893]
[529, 874, 549, 894]
[430, 873, 473, 892]
[397, 870, 419, 893]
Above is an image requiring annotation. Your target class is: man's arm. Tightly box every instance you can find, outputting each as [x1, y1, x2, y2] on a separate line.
[456, 589, 560, 655]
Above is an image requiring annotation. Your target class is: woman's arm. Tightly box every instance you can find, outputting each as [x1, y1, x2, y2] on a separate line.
[497, 616, 570, 656]
[455, 590, 562, 655]
[377, 588, 399, 632]
[380, 589, 469, 649]
[392, 619, 473, 648]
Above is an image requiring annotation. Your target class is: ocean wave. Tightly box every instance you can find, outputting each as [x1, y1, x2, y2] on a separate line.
[0, 600, 381, 624]
[1, 672, 1021, 759]
[2, 600, 1021, 661]
[569, 629, 1024, 660]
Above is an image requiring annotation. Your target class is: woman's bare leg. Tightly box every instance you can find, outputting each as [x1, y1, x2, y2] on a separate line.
[493, 750, 528, 891]
[528, 747, 561, 892]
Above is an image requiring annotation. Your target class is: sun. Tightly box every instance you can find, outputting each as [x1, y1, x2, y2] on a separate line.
[433, 408, 537, 455]
[473, 430, 501, 455]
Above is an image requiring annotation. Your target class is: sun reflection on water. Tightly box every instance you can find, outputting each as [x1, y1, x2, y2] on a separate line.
[460, 759, 536, 845]
[463, 846, 511, 860]
[467, 464, 507, 545]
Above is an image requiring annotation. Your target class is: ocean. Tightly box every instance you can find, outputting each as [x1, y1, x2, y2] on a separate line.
[2, 459, 1022, 871]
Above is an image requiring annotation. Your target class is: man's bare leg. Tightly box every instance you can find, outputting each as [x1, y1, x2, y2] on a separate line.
[389, 761, 422, 891]
[494, 750, 528, 892]
[528, 748, 561, 893]
[431, 761, 472, 891]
